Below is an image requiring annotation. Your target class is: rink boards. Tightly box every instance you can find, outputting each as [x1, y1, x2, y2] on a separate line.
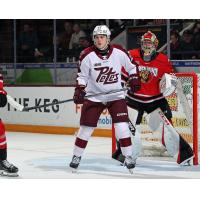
[1, 86, 112, 137]
[1, 83, 199, 147]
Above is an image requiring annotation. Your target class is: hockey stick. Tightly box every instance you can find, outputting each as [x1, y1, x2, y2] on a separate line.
[22, 87, 128, 111]
[149, 108, 180, 157]
[7, 95, 24, 111]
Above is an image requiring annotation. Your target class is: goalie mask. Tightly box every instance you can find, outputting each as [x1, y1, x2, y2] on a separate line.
[141, 31, 159, 61]
[93, 25, 111, 50]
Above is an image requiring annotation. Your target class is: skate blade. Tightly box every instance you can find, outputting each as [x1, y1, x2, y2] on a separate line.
[128, 169, 134, 174]
[71, 168, 78, 173]
[0, 170, 19, 177]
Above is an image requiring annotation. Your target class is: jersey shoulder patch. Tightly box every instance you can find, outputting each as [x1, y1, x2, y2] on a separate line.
[129, 48, 140, 58]
[112, 44, 128, 55]
[156, 52, 170, 63]
[79, 46, 94, 61]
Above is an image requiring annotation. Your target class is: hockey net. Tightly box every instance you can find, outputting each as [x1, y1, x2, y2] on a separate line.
[112, 72, 199, 165]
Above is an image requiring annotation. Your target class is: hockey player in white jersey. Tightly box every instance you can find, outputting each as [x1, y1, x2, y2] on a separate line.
[69, 25, 141, 172]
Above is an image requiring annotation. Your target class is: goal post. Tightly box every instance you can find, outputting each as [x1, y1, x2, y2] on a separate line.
[175, 72, 198, 165]
[112, 72, 199, 165]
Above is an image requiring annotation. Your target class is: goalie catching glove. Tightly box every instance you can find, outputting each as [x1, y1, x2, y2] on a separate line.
[159, 73, 177, 97]
[0, 89, 7, 107]
[128, 74, 141, 93]
[73, 85, 86, 104]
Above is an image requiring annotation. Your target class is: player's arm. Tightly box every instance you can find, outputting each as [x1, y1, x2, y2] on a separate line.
[73, 52, 90, 104]
[122, 51, 141, 92]
[121, 66, 129, 87]
[0, 74, 7, 107]
[77, 53, 90, 87]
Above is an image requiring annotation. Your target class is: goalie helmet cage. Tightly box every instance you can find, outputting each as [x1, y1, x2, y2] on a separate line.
[112, 72, 199, 165]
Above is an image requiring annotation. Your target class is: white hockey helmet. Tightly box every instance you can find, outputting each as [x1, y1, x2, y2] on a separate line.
[93, 25, 111, 40]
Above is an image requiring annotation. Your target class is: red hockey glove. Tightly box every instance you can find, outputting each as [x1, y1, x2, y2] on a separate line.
[0, 90, 7, 107]
[73, 85, 86, 104]
[128, 74, 141, 93]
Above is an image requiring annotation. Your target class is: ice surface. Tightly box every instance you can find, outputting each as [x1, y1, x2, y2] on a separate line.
[1, 132, 200, 179]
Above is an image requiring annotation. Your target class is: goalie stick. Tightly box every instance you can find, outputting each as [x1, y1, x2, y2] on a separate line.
[149, 108, 180, 155]
[22, 87, 128, 111]
[149, 108, 194, 165]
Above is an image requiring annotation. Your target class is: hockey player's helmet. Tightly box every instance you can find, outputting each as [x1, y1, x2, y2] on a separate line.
[93, 25, 111, 50]
[93, 25, 111, 40]
[141, 31, 159, 58]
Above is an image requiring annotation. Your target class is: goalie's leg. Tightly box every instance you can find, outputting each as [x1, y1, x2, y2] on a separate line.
[0, 120, 18, 177]
[152, 109, 194, 165]
[177, 135, 194, 165]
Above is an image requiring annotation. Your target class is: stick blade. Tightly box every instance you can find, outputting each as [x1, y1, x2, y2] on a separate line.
[7, 95, 24, 111]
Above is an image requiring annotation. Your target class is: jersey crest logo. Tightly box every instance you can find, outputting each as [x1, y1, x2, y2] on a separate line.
[140, 70, 151, 83]
[139, 66, 158, 83]
[94, 67, 119, 84]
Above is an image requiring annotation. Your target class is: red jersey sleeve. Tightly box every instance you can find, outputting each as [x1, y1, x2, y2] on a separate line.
[0, 74, 4, 90]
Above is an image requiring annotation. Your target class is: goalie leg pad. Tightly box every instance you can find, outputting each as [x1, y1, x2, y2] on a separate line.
[177, 135, 194, 165]
[153, 109, 194, 164]
[162, 124, 179, 157]
[131, 125, 142, 160]
[151, 109, 180, 158]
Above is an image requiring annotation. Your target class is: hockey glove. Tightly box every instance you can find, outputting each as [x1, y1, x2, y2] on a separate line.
[73, 85, 86, 104]
[0, 90, 7, 107]
[128, 74, 141, 93]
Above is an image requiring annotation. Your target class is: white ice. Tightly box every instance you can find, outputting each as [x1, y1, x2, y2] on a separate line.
[1, 132, 200, 179]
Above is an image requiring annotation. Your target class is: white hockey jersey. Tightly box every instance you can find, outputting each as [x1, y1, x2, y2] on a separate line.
[77, 45, 137, 102]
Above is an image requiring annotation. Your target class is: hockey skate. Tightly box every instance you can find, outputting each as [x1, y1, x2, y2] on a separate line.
[69, 155, 81, 173]
[0, 160, 19, 177]
[124, 156, 136, 174]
